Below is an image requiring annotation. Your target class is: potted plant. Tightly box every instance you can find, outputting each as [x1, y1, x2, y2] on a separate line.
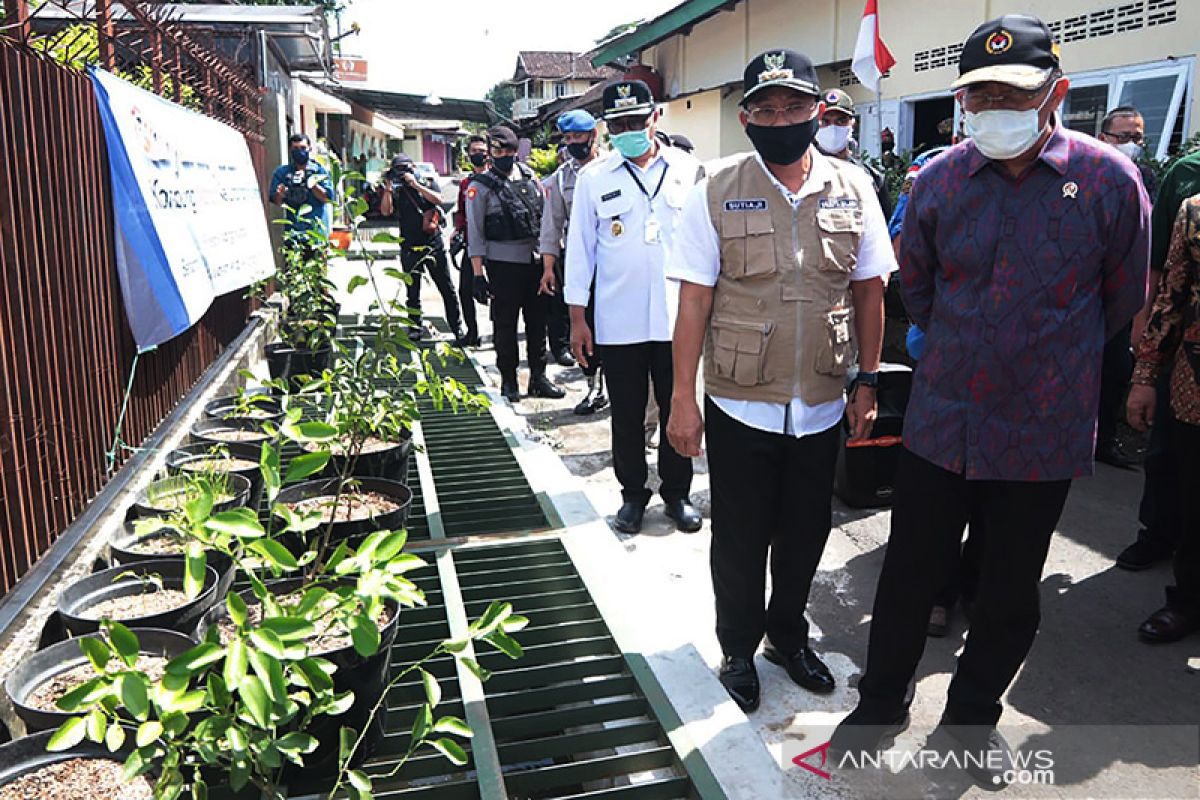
[0, 729, 155, 798]
[56, 559, 220, 638]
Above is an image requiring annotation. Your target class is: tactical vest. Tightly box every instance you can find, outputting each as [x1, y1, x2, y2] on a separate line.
[474, 164, 544, 241]
[703, 153, 865, 406]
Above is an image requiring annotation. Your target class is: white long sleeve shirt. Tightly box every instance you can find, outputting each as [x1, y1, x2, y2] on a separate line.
[666, 151, 897, 438]
[564, 146, 702, 345]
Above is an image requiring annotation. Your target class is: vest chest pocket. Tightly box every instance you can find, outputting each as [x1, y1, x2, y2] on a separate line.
[711, 317, 775, 387]
[597, 192, 634, 242]
[720, 208, 778, 279]
[814, 307, 855, 377]
[816, 208, 862, 273]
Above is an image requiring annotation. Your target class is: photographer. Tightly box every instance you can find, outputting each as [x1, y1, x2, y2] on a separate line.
[379, 154, 465, 344]
[269, 134, 333, 245]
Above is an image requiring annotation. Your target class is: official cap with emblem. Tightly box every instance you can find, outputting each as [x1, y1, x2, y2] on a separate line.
[741, 50, 820, 104]
[556, 109, 597, 133]
[486, 125, 519, 151]
[602, 80, 655, 120]
[952, 14, 1061, 91]
[821, 89, 855, 116]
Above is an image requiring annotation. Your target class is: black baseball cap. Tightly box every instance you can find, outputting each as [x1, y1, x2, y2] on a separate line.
[486, 125, 519, 150]
[741, 50, 820, 104]
[390, 154, 413, 168]
[602, 80, 655, 120]
[953, 14, 1061, 91]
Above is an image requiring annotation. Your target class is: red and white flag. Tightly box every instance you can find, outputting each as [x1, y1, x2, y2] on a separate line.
[851, 0, 896, 93]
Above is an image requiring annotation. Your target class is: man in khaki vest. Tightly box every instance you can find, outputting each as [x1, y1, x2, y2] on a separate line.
[667, 50, 893, 713]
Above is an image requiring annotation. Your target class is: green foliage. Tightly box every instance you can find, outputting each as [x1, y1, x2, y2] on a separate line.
[48, 151, 510, 800]
[525, 146, 559, 179]
[484, 80, 515, 120]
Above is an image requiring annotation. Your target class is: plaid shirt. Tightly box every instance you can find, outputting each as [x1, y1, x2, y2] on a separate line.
[898, 125, 1149, 481]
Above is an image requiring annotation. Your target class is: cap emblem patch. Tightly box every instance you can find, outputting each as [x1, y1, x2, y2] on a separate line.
[759, 52, 794, 82]
[613, 83, 638, 109]
[826, 91, 840, 103]
[986, 30, 1013, 55]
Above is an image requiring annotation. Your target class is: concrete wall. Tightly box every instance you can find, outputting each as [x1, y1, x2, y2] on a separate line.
[659, 89, 723, 162]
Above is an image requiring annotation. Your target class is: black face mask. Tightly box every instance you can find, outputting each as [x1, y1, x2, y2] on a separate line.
[492, 155, 516, 174]
[744, 118, 818, 166]
[468, 152, 488, 168]
[566, 141, 592, 161]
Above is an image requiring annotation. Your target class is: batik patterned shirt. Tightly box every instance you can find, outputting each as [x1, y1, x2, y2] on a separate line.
[898, 125, 1150, 481]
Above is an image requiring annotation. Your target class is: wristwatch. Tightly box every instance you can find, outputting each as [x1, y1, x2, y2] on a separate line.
[852, 370, 880, 390]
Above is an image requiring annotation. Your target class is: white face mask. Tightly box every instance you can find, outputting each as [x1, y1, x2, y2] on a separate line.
[816, 124, 853, 154]
[964, 89, 1055, 161]
[1116, 141, 1144, 161]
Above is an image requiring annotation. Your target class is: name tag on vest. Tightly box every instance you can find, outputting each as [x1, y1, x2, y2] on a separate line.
[819, 197, 860, 209]
[723, 199, 768, 212]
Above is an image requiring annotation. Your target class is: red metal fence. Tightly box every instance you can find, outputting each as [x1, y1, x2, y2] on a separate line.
[0, 1, 269, 594]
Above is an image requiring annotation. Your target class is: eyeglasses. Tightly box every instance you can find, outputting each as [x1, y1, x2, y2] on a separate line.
[606, 116, 649, 134]
[957, 82, 1051, 111]
[746, 101, 817, 126]
[1101, 130, 1144, 144]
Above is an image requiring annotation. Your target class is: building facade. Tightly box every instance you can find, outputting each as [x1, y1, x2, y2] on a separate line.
[510, 51, 620, 120]
[591, 0, 1195, 163]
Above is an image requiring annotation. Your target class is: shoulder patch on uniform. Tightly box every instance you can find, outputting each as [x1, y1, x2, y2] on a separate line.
[723, 199, 768, 212]
[818, 197, 860, 210]
[601, 189, 622, 202]
[466, 186, 478, 200]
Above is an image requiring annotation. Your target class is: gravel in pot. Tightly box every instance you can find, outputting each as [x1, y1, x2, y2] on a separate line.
[108, 519, 236, 601]
[129, 473, 252, 520]
[0, 730, 153, 800]
[165, 442, 262, 499]
[57, 559, 220, 637]
[273, 477, 411, 544]
[191, 418, 274, 448]
[5, 628, 195, 732]
[203, 394, 284, 423]
[303, 428, 413, 484]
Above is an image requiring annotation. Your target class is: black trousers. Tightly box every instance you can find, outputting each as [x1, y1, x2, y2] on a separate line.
[706, 399, 840, 657]
[452, 248, 478, 340]
[1137, 367, 1183, 549]
[856, 448, 1071, 726]
[402, 244, 462, 332]
[1097, 322, 1133, 445]
[546, 261, 570, 356]
[597, 341, 690, 505]
[487, 259, 547, 382]
[1169, 419, 1200, 614]
[932, 526, 983, 610]
[582, 298, 602, 378]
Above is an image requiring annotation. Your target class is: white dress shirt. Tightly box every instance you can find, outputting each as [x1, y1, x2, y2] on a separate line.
[565, 146, 701, 345]
[666, 150, 897, 438]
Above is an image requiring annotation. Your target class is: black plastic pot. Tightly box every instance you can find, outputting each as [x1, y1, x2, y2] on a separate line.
[57, 559, 220, 638]
[108, 520, 236, 602]
[315, 429, 413, 484]
[191, 418, 275, 449]
[273, 477, 412, 544]
[5, 628, 196, 733]
[129, 473, 252, 520]
[166, 442, 263, 500]
[203, 394, 284, 424]
[265, 342, 332, 388]
[194, 578, 400, 783]
[0, 730, 152, 796]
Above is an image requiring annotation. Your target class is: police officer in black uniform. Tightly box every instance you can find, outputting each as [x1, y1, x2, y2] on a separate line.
[466, 126, 566, 402]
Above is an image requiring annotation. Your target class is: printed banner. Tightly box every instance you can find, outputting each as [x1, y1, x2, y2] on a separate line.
[89, 67, 274, 350]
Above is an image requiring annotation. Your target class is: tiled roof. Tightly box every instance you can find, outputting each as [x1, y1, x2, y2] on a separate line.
[515, 51, 619, 81]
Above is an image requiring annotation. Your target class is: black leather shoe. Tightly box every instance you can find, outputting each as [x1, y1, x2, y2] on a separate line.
[763, 641, 835, 693]
[1138, 604, 1200, 643]
[926, 722, 1015, 791]
[553, 348, 576, 367]
[500, 380, 520, 403]
[829, 707, 910, 762]
[1095, 439, 1139, 470]
[1117, 534, 1175, 570]
[612, 501, 645, 534]
[529, 374, 565, 399]
[573, 390, 608, 415]
[663, 499, 702, 532]
[718, 656, 760, 713]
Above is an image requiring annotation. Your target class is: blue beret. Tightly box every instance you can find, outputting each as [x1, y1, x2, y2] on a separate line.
[557, 110, 596, 133]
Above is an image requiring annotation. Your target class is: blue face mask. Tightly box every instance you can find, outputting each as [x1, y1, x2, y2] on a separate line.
[611, 129, 652, 159]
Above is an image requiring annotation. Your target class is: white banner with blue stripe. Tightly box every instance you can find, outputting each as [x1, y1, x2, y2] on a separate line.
[89, 68, 274, 350]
